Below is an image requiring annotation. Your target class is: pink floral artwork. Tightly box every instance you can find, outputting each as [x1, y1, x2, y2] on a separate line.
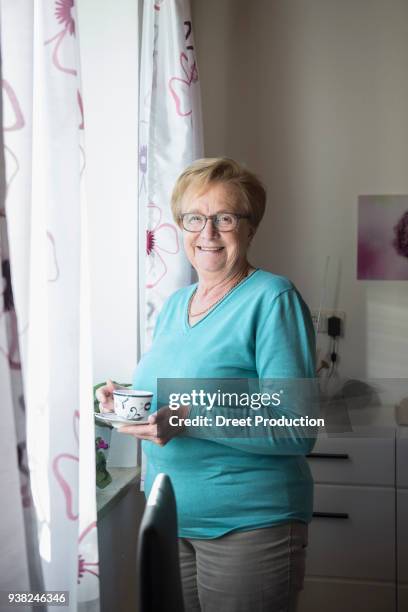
[357, 195, 408, 280]
[169, 52, 198, 117]
[146, 203, 180, 288]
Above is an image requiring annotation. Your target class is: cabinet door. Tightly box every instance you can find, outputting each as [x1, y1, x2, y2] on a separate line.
[305, 485, 395, 581]
[397, 435, 408, 488]
[398, 490, 408, 585]
[399, 586, 408, 612]
[307, 436, 395, 485]
[298, 578, 395, 612]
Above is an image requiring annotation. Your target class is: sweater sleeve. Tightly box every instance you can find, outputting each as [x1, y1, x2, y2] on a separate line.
[185, 288, 319, 455]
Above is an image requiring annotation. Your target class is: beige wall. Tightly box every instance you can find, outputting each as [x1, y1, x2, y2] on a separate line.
[192, 0, 408, 381]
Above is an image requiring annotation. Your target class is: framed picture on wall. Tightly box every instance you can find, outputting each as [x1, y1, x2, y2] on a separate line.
[357, 195, 408, 280]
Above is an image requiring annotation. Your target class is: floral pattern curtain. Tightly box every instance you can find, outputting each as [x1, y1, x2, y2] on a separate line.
[1, 2, 98, 610]
[139, 0, 203, 351]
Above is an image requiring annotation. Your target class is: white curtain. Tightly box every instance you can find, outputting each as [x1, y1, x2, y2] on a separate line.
[139, 0, 204, 351]
[1, 2, 99, 610]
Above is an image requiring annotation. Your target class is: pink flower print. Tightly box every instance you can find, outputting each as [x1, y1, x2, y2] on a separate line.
[78, 554, 99, 584]
[52, 410, 80, 520]
[169, 52, 199, 117]
[2, 80, 24, 198]
[45, 1, 77, 76]
[146, 203, 180, 288]
[78, 521, 99, 584]
[2, 80, 25, 131]
[55, 0, 75, 36]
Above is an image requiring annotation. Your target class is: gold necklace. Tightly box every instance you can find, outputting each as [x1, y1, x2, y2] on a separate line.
[188, 266, 250, 318]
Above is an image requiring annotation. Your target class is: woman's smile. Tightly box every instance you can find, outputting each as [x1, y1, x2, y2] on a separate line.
[196, 245, 224, 252]
[197, 246, 223, 250]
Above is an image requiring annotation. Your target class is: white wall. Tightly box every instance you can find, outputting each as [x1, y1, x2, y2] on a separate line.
[191, 0, 408, 382]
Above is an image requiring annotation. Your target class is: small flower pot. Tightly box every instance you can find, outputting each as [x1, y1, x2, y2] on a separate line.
[95, 424, 112, 489]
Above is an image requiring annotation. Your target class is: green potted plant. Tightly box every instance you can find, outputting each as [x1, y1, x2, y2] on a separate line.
[94, 382, 113, 489]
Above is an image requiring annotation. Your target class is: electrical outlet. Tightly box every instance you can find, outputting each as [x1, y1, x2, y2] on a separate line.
[311, 310, 345, 335]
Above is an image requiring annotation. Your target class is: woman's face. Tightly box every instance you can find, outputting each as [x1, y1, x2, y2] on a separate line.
[180, 182, 253, 277]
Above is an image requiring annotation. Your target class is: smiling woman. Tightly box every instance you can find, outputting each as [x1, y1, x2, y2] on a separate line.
[97, 157, 317, 612]
[171, 158, 265, 324]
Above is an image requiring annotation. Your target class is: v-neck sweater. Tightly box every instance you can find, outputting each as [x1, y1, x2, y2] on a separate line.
[132, 269, 317, 538]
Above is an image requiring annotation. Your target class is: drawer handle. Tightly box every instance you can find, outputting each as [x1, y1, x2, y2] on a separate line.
[307, 453, 349, 460]
[313, 511, 349, 519]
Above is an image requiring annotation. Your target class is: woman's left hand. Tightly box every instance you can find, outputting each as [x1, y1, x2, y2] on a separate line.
[117, 405, 190, 446]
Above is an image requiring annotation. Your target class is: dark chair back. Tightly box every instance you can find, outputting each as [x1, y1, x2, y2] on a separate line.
[137, 473, 185, 612]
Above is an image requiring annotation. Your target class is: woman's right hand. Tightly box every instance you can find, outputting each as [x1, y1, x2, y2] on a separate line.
[95, 379, 122, 413]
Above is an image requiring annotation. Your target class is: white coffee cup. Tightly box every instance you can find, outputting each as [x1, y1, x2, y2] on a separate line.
[113, 389, 153, 421]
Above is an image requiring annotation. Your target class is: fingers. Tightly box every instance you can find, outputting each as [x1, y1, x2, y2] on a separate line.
[99, 402, 114, 414]
[117, 423, 167, 446]
[95, 380, 116, 413]
[96, 379, 117, 399]
[118, 423, 157, 437]
[96, 387, 110, 403]
[106, 378, 116, 392]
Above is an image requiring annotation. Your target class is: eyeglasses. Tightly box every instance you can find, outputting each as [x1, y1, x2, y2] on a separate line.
[180, 212, 250, 232]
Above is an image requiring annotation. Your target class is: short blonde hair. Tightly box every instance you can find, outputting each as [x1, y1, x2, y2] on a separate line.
[170, 157, 266, 231]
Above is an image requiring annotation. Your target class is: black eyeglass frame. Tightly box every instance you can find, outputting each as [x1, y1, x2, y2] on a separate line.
[179, 213, 250, 232]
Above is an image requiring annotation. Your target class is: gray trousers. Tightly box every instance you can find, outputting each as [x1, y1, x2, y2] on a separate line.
[178, 521, 308, 612]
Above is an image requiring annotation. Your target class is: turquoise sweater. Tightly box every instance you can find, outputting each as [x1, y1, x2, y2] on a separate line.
[132, 269, 317, 538]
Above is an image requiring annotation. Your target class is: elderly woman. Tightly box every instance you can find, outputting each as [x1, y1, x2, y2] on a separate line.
[97, 158, 317, 612]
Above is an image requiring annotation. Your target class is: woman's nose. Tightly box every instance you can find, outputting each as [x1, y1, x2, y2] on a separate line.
[201, 217, 219, 239]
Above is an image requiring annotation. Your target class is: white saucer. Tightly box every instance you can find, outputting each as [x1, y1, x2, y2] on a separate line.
[94, 412, 147, 429]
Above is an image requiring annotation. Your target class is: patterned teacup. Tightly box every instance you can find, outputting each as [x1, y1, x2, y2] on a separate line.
[113, 389, 153, 421]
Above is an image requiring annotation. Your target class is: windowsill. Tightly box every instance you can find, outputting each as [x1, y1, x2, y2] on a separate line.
[96, 466, 142, 520]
